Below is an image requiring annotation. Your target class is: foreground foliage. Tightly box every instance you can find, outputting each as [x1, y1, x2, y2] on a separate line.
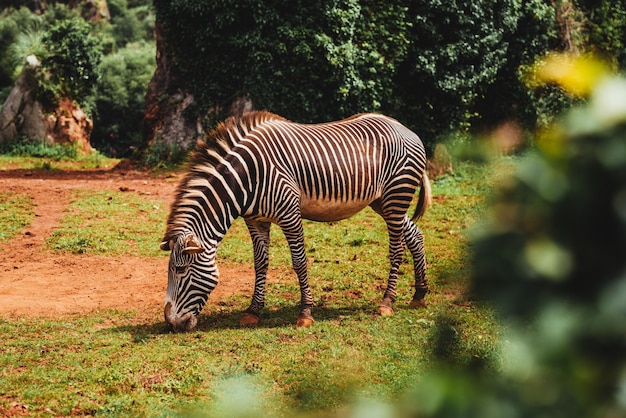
[412, 57, 626, 418]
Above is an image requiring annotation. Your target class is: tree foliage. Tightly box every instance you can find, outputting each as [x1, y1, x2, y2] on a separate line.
[575, 0, 626, 69]
[153, 0, 563, 147]
[38, 18, 103, 111]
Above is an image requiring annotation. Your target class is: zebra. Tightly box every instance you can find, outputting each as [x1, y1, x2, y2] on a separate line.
[160, 111, 431, 331]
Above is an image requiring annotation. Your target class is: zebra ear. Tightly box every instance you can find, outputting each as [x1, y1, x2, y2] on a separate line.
[182, 246, 206, 255]
[182, 235, 206, 255]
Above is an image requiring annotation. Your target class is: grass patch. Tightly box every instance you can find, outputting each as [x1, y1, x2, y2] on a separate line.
[0, 139, 119, 170]
[0, 192, 34, 241]
[46, 190, 168, 256]
[0, 158, 520, 416]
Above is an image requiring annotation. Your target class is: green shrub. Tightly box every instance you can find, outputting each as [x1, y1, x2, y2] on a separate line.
[141, 140, 186, 168]
[0, 137, 78, 160]
[575, 0, 626, 70]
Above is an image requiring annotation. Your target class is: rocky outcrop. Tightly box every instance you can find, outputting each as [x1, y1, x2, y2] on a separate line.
[0, 56, 94, 154]
[0, 57, 46, 143]
[46, 97, 94, 153]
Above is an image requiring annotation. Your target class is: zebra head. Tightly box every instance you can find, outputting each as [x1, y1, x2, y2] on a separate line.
[160, 232, 219, 332]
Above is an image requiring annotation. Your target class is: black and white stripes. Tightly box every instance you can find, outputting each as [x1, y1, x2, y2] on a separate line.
[161, 111, 430, 331]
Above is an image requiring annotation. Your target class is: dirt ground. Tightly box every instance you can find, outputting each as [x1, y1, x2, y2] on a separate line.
[0, 167, 255, 320]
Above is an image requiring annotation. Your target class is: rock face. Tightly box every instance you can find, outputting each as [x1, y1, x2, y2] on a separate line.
[0, 58, 94, 154]
[46, 97, 94, 154]
[0, 62, 46, 143]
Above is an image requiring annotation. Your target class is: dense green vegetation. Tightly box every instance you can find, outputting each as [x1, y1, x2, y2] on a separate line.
[0, 138, 119, 169]
[153, 0, 625, 150]
[0, 0, 155, 157]
[2, 1, 626, 160]
[154, 0, 561, 145]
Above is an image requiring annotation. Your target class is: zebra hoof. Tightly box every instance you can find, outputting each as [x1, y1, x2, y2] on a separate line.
[409, 299, 427, 309]
[296, 315, 314, 327]
[377, 305, 394, 316]
[240, 313, 260, 326]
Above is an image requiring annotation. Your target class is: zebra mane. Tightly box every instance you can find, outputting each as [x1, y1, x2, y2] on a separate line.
[189, 111, 286, 169]
[163, 111, 287, 242]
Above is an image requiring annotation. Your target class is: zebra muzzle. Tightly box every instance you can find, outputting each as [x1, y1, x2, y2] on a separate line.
[164, 302, 198, 332]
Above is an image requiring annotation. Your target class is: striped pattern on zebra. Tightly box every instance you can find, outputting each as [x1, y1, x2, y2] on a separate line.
[161, 111, 431, 331]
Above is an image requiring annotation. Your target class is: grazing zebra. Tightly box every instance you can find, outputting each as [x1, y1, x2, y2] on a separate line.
[161, 111, 431, 331]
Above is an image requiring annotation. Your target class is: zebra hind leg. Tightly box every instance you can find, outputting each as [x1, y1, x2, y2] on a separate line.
[403, 216, 429, 308]
[377, 217, 406, 317]
[280, 219, 315, 327]
[241, 220, 272, 326]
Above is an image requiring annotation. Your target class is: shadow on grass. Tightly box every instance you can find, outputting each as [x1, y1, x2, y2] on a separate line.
[110, 303, 382, 341]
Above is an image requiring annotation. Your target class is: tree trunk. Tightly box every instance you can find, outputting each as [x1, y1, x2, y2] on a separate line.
[143, 22, 199, 154]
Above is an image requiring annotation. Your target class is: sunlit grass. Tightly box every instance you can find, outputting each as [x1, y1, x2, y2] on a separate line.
[0, 192, 34, 241]
[0, 153, 120, 171]
[0, 158, 519, 416]
[46, 190, 168, 256]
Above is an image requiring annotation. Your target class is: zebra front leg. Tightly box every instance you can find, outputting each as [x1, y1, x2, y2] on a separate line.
[281, 219, 315, 327]
[241, 220, 272, 326]
[378, 219, 405, 317]
[403, 216, 429, 308]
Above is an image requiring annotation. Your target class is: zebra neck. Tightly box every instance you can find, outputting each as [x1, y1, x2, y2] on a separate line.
[174, 170, 248, 243]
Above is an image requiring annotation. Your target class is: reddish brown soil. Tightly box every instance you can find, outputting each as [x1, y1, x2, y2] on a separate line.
[0, 167, 256, 320]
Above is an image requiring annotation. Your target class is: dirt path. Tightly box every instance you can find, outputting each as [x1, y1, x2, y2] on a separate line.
[0, 168, 255, 319]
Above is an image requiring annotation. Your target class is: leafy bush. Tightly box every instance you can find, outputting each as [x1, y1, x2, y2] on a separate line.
[575, 0, 626, 70]
[141, 140, 186, 168]
[37, 18, 102, 113]
[0, 137, 78, 160]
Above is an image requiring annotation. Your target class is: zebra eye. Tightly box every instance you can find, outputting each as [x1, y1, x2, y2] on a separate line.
[175, 266, 186, 275]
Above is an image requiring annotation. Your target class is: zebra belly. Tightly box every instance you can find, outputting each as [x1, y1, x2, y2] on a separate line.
[300, 195, 373, 222]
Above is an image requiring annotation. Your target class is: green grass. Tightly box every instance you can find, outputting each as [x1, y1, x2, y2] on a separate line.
[0, 158, 519, 417]
[0, 192, 34, 241]
[0, 147, 119, 171]
[46, 190, 168, 256]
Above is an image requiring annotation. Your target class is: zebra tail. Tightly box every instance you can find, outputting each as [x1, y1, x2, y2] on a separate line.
[412, 172, 432, 222]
